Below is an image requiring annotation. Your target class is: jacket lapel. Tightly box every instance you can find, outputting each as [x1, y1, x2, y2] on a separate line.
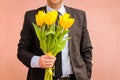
[65, 6, 74, 53]
[37, 6, 47, 12]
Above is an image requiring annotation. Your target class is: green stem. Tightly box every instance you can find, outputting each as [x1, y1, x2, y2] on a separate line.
[44, 68, 53, 80]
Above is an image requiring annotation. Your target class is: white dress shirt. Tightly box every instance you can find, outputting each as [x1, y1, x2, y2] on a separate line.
[31, 4, 73, 76]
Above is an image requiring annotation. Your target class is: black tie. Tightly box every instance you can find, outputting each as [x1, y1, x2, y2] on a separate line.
[55, 11, 61, 26]
[55, 52, 62, 78]
[54, 11, 62, 78]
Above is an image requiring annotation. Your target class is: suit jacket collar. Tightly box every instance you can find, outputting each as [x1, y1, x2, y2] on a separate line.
[38, 6, 47, 13]
[38, 5, 72, 14]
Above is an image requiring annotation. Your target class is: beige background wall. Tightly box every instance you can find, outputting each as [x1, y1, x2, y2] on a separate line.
[0, 0, 120, 80]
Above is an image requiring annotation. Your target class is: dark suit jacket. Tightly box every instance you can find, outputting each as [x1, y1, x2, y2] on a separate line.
[17, 5, 93, 80]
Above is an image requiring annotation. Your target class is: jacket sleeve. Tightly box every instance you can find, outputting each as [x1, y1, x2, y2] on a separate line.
[80, 11, 93, 79]
[17, 12, 34, 68]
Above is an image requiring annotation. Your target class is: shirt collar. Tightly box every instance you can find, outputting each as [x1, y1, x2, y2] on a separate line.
[46, 4, 66, 15]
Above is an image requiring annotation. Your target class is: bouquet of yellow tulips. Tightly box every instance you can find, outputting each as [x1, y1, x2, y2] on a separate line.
[32, 10, 74, 80]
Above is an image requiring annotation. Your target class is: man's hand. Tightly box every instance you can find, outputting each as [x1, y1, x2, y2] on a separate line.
[39, 54, 56, 68]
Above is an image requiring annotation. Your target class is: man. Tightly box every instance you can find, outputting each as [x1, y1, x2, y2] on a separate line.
[17, 0, 93, 80]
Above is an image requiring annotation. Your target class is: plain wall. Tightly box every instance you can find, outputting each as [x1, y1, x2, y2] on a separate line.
[0, 0, 120, 80]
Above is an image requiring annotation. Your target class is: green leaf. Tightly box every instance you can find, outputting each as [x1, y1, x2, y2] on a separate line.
[32, 23, 41, 41]
[46, 31, 55, 36]
[40, 40, 47, 53]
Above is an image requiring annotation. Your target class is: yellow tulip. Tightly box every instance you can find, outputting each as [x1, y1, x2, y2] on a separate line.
[47, 10, 58, 17]
[62, 13, 70, 19]
[59, 16, 67, 28]
[36, 11, 45, 26]
[44, 10, 58, 25]
[59, 13, 74, 29]
[44, 14, 53, 25]
[65, 18, 75, 28]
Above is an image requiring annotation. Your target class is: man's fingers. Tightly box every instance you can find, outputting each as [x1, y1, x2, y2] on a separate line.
[39, 55, 56, 68]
